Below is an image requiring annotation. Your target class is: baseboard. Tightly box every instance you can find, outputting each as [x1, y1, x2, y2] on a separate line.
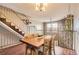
[0, 42, 23, 49]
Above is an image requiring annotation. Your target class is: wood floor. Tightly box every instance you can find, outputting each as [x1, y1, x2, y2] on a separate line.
[0, 43, 26, 55]
[0, 43, 76, 55]
[52, 46, 76, 55]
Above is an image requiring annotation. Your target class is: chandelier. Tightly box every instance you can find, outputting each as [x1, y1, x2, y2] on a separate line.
[22, 19, 31, 25]
[35, 3, 47, 11]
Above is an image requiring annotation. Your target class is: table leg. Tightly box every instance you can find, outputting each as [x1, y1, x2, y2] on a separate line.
[25, 45, 27, 55]
[25, 44, 39, 55]
[34, 48, 38, 55]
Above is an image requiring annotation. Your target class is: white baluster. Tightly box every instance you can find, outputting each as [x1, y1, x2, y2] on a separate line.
[15, 26, 18, 29]
[19, 29, 22, 31]
[11, 23, 15, 26]
[6, 19, 11, 22]
[22, 31, 25, 34]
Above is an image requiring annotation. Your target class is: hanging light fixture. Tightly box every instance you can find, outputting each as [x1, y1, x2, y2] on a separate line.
[21, 16, 31, 25]
[67, 4, 72, 16]
[35, 3, 47, 11]
[22, 19, 31, 25]
[67, 4, 74, 19]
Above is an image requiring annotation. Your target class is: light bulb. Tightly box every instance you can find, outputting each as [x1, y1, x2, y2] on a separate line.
[36, 3, 40, 7]
[35, 6, 39, 11]
[43, 3, 47, 7]
[42, 7, 45, 11]
[35, 3, 40, 11]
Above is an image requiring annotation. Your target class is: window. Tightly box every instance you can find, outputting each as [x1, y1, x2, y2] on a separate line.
[46, 22, 58, 34]
[35, 24, 43, 35]
[47, 22, 58, 31]
[36, 24, 43, 31]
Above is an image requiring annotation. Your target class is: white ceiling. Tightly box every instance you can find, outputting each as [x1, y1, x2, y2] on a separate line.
[0, 3, 78, 23]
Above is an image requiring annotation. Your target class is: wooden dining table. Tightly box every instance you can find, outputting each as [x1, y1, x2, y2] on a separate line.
[21, 37, 44, 47]
[20, 36, 44, 55]
[20, 35, 56, 55]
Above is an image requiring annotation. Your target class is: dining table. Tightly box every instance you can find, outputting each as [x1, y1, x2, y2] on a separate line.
[20, 35, 56, 55]
[20, 36, 44, 55]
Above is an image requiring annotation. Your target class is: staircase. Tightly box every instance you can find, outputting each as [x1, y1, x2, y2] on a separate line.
[0, 17, 24, 36]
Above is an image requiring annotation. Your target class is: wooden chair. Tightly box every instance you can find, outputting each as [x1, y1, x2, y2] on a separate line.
[43, 35, 52, 55]
[43, 35, 56, 55]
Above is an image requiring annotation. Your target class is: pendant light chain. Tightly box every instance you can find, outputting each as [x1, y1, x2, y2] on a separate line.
[68, 4, 71, 15]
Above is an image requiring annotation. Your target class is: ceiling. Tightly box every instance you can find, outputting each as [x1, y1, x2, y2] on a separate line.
[0, 3, 77, 23]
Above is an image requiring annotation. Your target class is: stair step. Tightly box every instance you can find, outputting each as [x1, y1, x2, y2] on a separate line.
[0, 17, 24, 36]
[0, 18, 6, 21]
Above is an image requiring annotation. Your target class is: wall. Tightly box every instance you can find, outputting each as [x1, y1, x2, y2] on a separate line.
[73, 17, 79, 54]
[72, 4, 79, 54]
[27, 20, 43, 35]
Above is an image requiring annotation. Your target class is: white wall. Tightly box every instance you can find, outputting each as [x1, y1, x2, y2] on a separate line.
[27, 21, 43, 35]
[73, 4, 79, 54]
